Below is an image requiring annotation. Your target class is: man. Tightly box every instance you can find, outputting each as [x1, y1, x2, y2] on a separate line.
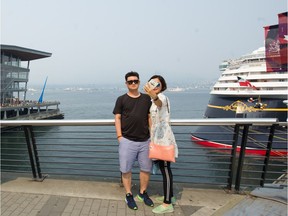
[113, 71, 154, 210]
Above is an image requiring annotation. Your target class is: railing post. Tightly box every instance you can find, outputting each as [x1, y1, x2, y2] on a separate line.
[120, 172, 123, 187]
[235, 124, 250, 192]
[23, 126, 46, 181]
[227, 124, 240, 190]
[260, 124, 276, 187]
[23, 126, 37, 179]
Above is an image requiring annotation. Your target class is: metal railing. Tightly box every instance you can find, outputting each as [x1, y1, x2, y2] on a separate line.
[1, 118, 287, 192]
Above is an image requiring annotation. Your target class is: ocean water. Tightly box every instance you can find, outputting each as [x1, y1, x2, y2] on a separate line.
[4, 85, 286, 185]
[27, 85, 211, 120]
[20, 86, 215, 181]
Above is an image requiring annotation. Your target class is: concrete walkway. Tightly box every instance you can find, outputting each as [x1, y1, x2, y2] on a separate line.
[1, 176, 244, 216]
[1, 173, 287, 216]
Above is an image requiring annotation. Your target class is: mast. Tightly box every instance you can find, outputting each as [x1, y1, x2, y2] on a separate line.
[38, 77, 48, 103]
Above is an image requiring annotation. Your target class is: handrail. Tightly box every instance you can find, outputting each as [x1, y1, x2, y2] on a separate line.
[0, 118, 281, 127]
[1, 118, 287, 191]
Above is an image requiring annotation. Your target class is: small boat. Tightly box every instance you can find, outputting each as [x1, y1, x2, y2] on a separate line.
[191, 12, 288, 156]
[167, 87, 185, 92]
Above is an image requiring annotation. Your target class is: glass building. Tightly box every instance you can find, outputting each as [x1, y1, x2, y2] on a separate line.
[1, 45, 63, 120]
[1, 45, 51, 104]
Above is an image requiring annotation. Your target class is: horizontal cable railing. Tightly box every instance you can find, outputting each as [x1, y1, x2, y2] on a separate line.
[1, 118, 287, 192]
[0, 118, 283, 126]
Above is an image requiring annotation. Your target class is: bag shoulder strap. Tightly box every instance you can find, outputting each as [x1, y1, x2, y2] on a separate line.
[166, 96, 169, 113]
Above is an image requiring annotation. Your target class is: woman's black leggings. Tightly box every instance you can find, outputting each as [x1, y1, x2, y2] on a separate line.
[158, 160, 173, 204]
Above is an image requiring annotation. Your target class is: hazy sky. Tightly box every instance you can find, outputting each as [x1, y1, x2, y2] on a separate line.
[1, 0, 287, 86]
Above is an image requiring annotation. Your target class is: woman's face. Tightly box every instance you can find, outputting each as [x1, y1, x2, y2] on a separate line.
[151, 78, 162, 93]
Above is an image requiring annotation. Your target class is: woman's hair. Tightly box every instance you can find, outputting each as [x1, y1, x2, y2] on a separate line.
[148, 75, 167, 92]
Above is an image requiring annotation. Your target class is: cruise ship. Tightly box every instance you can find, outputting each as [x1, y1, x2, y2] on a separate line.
[191, 12, 288, 156]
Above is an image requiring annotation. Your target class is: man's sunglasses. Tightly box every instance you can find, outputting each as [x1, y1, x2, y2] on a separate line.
[126, 80, 139, 85]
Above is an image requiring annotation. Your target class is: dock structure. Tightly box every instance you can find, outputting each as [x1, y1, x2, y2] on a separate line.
[0, 45, 64, 121]
[1, 101, 62, 120]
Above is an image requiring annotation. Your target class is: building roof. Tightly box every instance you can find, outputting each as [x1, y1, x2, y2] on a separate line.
[1, 44, 52, 61]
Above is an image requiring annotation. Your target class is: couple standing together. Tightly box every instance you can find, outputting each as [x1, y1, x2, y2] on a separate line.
[113, 71, 178, 214]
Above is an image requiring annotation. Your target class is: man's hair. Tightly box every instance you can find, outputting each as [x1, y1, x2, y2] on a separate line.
[125, 71, 139, 81]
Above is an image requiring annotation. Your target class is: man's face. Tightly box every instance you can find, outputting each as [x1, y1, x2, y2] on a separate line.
[126, 76, 140, 90]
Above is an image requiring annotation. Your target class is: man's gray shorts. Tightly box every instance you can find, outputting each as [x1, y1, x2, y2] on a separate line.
[119, 137, 152, 173]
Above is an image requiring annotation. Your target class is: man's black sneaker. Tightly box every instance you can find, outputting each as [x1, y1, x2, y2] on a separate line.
[125, 193, 138, 210]
[137, 191, 154, 207]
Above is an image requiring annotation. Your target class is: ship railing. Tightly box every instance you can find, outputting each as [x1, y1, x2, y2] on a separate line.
[1, 118, 287, 193]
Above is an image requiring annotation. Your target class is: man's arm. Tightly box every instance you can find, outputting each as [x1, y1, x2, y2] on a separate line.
[114, 114, 122, 140]
[148, 113, 152, 131]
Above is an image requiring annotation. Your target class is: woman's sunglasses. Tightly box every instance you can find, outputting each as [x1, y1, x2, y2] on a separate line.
[154, 83, 161, 88]
[126, 80, 139, 85]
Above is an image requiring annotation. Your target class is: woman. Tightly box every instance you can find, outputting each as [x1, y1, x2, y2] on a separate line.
[144, 75, 178, 214]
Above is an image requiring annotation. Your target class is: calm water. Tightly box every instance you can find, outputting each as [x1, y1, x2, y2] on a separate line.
[28, 86, 210, 119]
[4, 85, 285, 185]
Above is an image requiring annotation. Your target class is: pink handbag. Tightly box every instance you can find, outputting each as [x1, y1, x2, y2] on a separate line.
[149, 142, 175, 162]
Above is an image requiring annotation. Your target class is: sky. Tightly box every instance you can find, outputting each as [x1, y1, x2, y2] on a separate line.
[1, 0, 287, 86]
